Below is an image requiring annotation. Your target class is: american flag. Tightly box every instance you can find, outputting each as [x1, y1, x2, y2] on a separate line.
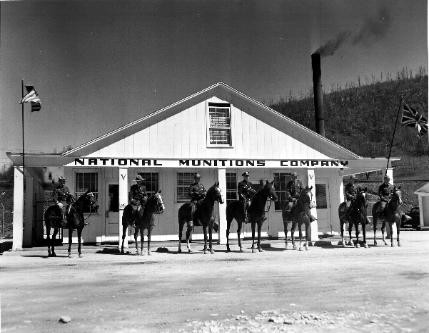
[401, 103, 427, 137]
[20, 85, 41, 112]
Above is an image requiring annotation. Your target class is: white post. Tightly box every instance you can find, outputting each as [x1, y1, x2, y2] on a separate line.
[307, 169, 318, 242]
[217, 168, 227, 245]
[118, 168, 128, 250]
[418, 195, 424, 228]
[12, 166, 24, 251]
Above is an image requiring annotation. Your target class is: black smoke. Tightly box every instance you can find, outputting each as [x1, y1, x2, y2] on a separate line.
[315, 7, 391, 57]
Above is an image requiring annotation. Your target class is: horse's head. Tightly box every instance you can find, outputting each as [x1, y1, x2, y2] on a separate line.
[153, 190, 165, 214]
[355, 187, 368, 207]
[207, 181, 224, 204]
[392, 186, 402, 205]
[263, 180, 278, 202]
[84, 191, 98, 211]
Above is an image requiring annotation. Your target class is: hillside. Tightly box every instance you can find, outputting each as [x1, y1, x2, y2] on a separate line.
[270, 73, 429, 181]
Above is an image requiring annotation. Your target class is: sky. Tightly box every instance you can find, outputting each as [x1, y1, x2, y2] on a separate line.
[0, 0, 427, 161]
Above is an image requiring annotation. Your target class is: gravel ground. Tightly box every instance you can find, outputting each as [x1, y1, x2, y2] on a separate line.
[1, 231, 429, 333]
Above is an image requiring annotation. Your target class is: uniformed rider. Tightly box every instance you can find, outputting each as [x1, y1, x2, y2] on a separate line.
[378, 175, 393, 204]
[286, 172, 303, 204]
[344, 176, 357, 206]
[189, 173, 206, 215]
[238, 171, 256, 222]
[52, 176, 72, 226]
[129, 175, 148, 226]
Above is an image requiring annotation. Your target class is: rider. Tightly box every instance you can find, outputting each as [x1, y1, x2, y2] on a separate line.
[378, 175, 393, 205]
[189, 173, 206, 216]
[129, 174, 148, 226]
[238, 171, 256, 222]
[286, 172, 303, 204]
[52, 176, 73, 226]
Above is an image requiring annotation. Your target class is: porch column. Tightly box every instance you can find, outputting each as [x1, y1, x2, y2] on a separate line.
[118, 168, 128, 250]
[217, 168, 227, 245]
[383, 168, 396, 237]
[418, 195, 424, 228]
[307, 169, 318, 242]
[12, 166, 24, 251]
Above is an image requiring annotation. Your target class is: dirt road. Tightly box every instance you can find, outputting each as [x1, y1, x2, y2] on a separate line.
[1, 232, 429, 332]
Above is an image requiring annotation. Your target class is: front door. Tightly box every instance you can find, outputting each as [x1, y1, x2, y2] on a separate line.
[315, 180, 331, 233]
[106, 183, 119, 236]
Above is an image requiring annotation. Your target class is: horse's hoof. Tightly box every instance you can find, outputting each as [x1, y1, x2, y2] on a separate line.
[398, 242, 401, 247]
[203, 250, 207, 254]
[305, 245, 309, 251]
[374, 241, 377, 247]
[348, 241, 354, 247]
[78, 254, 83, 258]
[252, 248, 255, 253]
[52, 252, 57, 257]
[355, 243, 360, 248]
[68, 254, 72, 258]
[364, 243, 368, 248]
[258, 248, 263, 253]
[178, 248, 182, 253]
[210, 250, 214, 254]
[188, 249, 193, 253]
[226, 247, 231, 253]
[239, 248, 244, 253]
[147, 251, 152, 256]
[384, 242, 388, 246]
[391, 243, 394, 247]
[299, 247, 303, 251]
[292, 245, 297, 250]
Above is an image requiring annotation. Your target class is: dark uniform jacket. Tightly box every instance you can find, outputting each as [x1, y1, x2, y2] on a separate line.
[286, 179, 303, 202]
[129, 184, 147, 206]
[378, 183, 393, 202]
[52, 184, 72, 203]
[189, 182, 206, 202]
[238, 180, 255, 202]
[344, 183, 356, 201]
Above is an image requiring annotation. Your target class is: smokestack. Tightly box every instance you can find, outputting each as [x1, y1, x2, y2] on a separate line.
[311, 52, 325, 136]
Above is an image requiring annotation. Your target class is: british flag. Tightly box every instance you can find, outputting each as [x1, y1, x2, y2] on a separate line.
[401, 103, 428, 137]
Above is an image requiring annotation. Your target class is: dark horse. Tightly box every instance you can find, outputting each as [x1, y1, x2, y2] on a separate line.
[372, 186, 403, 247]
[121, 191, 165, 255]
[338, 187, 368, 247]
[44, 190, 97, 257]
[247, 180, 278, 253]
[282, 186, 314, 251]
[178, 182, 223, 254]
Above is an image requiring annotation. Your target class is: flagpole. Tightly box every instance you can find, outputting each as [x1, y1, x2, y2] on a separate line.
[21, 79, 25, 178]
[385, 96, 403, 175]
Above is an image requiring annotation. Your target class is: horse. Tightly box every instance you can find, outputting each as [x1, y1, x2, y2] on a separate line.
[120, 190, 165, 255]
[225, 199, 252, 253]
[44, 190, 97, 258]
[248, 180, 278, 253]
[338, 200, 354, 247]
[282, 186, 314, 251]
[178, 182, 223, 254]
[347, 187, 369, 248]
[372, 186, 403, 247]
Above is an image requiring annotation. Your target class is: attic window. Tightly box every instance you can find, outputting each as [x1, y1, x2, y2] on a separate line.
[207, 102, 232, 146]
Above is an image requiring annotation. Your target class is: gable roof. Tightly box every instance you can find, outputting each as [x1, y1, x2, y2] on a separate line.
[415, 182, 429, 194]
[64, 82, 360, 159]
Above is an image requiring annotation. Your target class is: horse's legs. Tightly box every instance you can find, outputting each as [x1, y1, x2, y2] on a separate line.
[373, 217, 378, 246]
[283, 219, 288, 249]
[348, 221, 353, 246]
[251, 222, 256, 253]
[209, 223, 214, 254]
[186, 222, 193, 253]
[121, 225, 128, 254]
[68, 228, 73, 257]
[140, 228, 145, 255]
[77, 228, 83, 258]
[203, 225, 208, 254]
[304, 221, 310, 251]
[237, 220, 243, 252]
[298, 222, 303, 251]
[291, 221, 297, 250]
[381, 221, 387, 245]
[355, 221, 360, 248]
[226, 217, 232, 252]
[134, 227, 139, 255]
[51, 227, 59, 257]
[340, 221, 345, 247]
[178, 220, 183, 253]
[397, 220, 401, 247]
[257, 222, 263, 252]
[362, 219, 368, 248]
[46, 224, 52, 256]
[390, 222, 394, 247]
[147, 227, 152, 255]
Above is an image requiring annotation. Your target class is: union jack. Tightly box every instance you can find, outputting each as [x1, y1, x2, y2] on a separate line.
[401, 103, 427, 137]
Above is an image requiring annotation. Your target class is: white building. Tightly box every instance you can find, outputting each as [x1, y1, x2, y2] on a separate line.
[8, 83, 394, 249]
[414, 183, 429, 228]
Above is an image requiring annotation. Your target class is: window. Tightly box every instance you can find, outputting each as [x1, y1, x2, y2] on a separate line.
[177, 173, 195, 202]
[108, 184, 119, 213]
[75, 172, 98, 213]
[226, 173, 238, 203]
[138, 173, 159, 195]
[208, 102, 231, 146]
[315, 184, 328, 209]
[273, 173, 294, 211]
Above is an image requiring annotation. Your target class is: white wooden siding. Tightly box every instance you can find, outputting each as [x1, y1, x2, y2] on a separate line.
[87, 97, 331, 160]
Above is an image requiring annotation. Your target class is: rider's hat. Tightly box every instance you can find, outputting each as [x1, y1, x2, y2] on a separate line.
[134, 174, 145, 182]
[58, 176, 66, 181]
[384, 175, 390, 181]
[242, 171, 249, 177]
[194, 173, 201, 179]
